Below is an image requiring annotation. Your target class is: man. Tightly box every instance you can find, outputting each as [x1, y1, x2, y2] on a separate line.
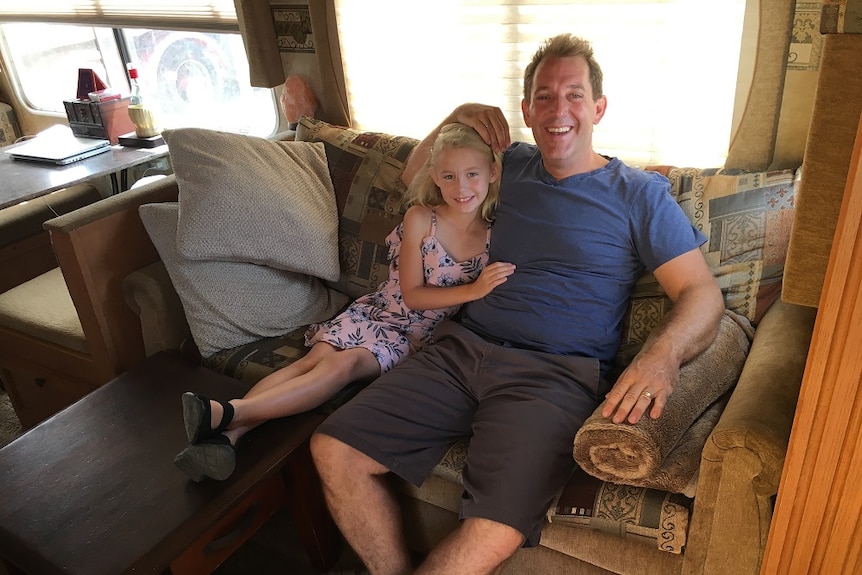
[310, 34, 724, 575]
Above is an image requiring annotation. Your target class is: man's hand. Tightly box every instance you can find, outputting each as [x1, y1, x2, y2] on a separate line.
[403, 103, 511, 187]
[450, 103, 511, 153]
[601, 348, 680, 424]
[602, 249, 723, 425]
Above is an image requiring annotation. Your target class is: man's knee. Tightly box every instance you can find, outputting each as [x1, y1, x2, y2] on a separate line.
[461, 517, 524, 556]
[311, 431, 386, 480]
[310, 432, 345, 477]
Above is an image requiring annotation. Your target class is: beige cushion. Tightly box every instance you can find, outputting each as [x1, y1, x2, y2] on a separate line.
[0, 184, 102, 248]
[139, 202, 348, 358]
[0, 268, 87, 353]
[163, 127, 340, 281]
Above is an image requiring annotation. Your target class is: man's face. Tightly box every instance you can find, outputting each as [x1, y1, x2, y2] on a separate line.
[521, 55, 607, 178]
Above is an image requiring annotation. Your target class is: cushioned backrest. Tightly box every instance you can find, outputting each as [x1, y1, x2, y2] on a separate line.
[0, 184, 102, 249]
[295, 116, 418, 300]
[615, 166, 798, 370]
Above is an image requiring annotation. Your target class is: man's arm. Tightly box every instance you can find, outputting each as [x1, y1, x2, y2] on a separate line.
[602, 248, 724, 424]
[402, 103, 511, 187]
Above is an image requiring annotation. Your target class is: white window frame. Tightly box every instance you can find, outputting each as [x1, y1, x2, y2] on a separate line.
[0, 1, 280, 137]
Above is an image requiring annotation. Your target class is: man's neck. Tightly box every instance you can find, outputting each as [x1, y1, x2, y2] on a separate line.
[543, 151, 610, 180]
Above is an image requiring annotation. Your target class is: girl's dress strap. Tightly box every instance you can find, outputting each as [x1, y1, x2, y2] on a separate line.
[430, 209, 438, 236]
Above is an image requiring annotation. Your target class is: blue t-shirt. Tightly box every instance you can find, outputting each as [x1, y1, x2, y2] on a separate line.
[460, 142, 706, 375]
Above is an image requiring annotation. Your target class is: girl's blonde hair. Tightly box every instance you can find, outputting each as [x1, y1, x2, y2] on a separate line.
[405, 123, 502, 222]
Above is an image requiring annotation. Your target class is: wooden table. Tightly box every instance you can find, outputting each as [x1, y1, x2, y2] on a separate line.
[0, 352, 340, 575]
[0, 136, 168, 209]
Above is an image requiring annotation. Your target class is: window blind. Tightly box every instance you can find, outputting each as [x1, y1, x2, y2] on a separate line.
[335, 0, 747, 168]
[0, 1, 238, 32]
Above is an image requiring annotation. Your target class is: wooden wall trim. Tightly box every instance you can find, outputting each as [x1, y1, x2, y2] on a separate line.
[762, 112, 862, 573]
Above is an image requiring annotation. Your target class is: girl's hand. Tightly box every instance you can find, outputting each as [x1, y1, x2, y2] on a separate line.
[471, 262, 516, 299]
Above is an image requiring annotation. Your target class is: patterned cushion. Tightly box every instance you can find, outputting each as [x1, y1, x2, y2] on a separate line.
[548, 466, 692, 555]
[615, 167, 797, 369]
[295, 116, 419, 299]
[164, 127, 341, 281]
[431, 440, 692, 554]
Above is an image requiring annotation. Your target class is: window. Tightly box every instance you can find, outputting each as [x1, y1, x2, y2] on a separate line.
[334, 0, 746, 167]
[0, 20, 277, 136]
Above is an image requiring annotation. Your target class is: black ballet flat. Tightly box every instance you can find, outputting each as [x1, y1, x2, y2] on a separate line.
[173, 434, 236, 482]
[181, 392, 234, 444]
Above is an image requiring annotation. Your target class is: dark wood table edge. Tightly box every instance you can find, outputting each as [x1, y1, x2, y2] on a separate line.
[0, 352, 341, 574]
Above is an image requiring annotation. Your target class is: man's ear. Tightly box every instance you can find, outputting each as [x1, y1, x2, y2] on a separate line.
[521, 98, 532, 127]
[593, 95, 608, 124]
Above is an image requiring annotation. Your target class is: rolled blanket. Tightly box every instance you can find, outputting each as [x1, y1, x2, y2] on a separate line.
[573, 309, 754, 495]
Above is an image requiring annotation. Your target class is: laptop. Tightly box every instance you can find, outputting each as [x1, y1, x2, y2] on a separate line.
[5, 126, 111, 166]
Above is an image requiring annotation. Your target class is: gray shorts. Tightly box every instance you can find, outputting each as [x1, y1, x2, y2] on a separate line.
[315, 320, 605, 546]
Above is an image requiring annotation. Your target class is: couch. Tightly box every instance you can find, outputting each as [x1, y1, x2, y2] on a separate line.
[42, 116, 817, 575]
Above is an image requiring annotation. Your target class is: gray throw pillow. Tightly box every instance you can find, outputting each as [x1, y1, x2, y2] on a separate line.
[139, 202, 348, 358]
[163, 127, 340, 281]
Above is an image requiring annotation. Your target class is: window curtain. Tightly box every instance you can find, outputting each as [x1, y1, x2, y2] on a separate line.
[332, 0, 795, 170]
[726, 0, 795, 170]
[0, 1, 238, 31]
[233, 0, 349, 127]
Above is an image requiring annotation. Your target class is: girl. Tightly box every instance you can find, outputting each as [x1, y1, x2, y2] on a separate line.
[174, 123, 516, 481]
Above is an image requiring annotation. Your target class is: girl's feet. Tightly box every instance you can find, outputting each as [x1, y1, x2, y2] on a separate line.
[173, 435, 236, 482]
[181, 392, 234, 444]
[176, 392, 237, 481]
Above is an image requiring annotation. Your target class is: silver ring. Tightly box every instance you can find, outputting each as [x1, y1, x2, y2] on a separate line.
[641, 391, 653, 400]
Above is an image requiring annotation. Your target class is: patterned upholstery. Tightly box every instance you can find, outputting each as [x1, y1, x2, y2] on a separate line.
[295, 116, 419, 299]
[205, 119, 801, 555]
[821, 0, 862, 33]
[615, 167, 797, 370]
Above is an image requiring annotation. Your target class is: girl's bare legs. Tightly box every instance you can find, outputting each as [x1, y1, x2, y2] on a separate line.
[208, 343, 381, 445]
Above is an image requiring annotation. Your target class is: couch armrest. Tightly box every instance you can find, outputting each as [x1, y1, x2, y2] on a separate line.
[682, 298, 817, 575]
[122, 261, 190, 357]
[41, 175, 180, 376]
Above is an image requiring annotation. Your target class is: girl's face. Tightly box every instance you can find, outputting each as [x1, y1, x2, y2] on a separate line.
[430, 146, 498, 215]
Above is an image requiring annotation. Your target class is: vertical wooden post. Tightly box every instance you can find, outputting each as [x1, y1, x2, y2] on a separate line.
[762, 112, 862, 574]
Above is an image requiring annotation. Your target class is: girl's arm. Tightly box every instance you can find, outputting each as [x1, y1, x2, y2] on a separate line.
[398, 206, 515, 311]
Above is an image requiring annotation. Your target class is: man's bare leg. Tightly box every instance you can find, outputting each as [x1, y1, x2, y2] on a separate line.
[416, 517, 523, 575]
[311, 432, 412, 575]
